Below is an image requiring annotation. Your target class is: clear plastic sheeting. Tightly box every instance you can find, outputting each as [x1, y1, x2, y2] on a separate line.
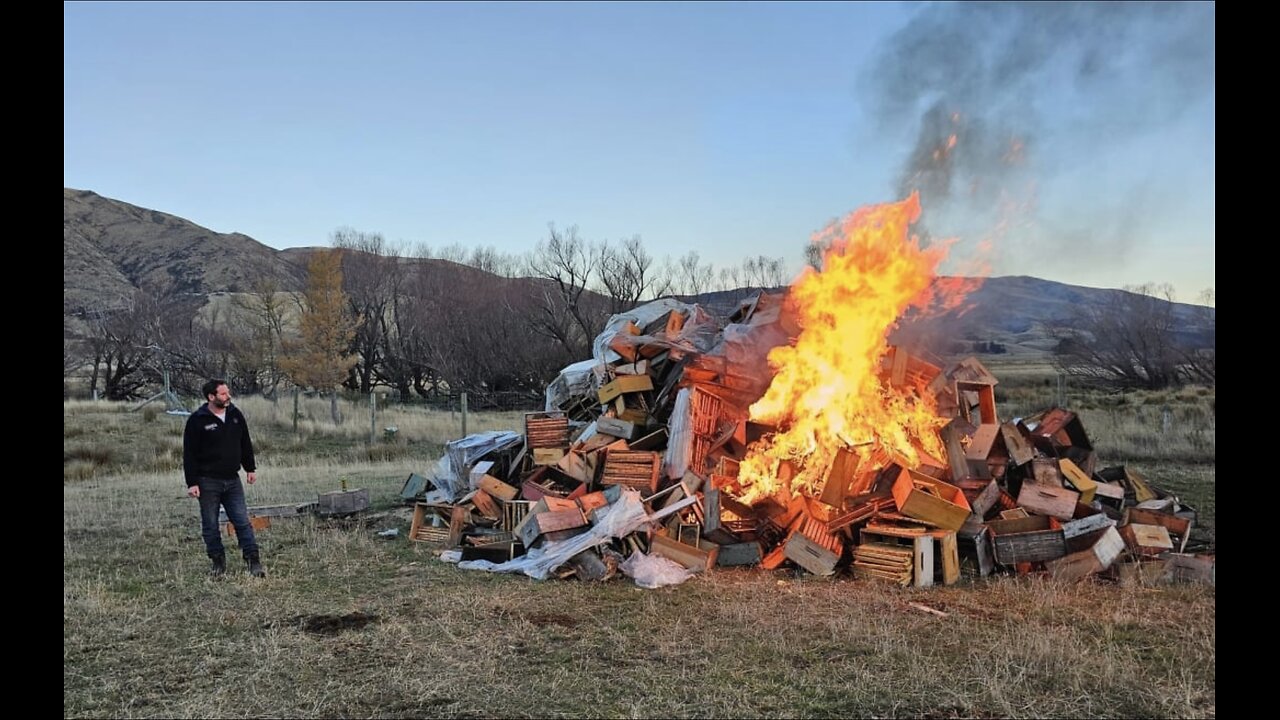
[663, 388, 693, 480]
[544, 358, 605, 413]
[423, 455, 457, 503]
[619, 551, 694, 589]
[457, 488, 647, 579]
[591, 298, 721, 364]
[457, 489, 699, 580]
[669, 304, 722, 354]
[431, 431, 523, 502]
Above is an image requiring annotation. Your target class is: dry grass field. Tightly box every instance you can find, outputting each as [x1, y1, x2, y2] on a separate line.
[64, 376, 1214, 718]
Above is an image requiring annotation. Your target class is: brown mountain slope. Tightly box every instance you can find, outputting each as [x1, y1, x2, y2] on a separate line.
[63, 188, 303, 313]
[65, 188, 1213, 359]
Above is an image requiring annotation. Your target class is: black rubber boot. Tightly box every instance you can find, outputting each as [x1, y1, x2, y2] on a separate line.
[209, 552, 227, 576]
[245, 551, 266, 578]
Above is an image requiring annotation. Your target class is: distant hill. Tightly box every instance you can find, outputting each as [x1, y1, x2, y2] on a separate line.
[63, 188, 1213, 358]
[63, 188, 305, 313]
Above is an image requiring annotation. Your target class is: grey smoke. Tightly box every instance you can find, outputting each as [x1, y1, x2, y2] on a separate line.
[861, 2, 1215, 263]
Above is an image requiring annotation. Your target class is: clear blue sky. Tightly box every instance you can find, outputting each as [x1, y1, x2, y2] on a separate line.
[64, 2, 1215, 303]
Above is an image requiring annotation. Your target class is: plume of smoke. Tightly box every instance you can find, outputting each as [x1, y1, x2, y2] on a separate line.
[862, 2, 1215, 262]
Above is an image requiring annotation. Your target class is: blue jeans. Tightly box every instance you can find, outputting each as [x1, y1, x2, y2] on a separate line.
[197, 476, 258, 559]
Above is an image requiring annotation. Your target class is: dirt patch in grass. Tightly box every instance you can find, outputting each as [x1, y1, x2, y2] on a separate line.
[293, 611, 379, 635]
[523, 611, 580, 628]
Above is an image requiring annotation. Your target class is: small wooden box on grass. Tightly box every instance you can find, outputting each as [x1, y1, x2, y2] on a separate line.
[715, 541, 763, 567]
[988, 514, 1067, 565]
[1125, 507, 1192, 553]
[957, 518, 995, 577]
[1046, 526, 1125, 582]
[1120, 523, 1174, 556]
[860, 523, 960, 587]
[650, 533, 718, 572]
[409, 503, 453, 543]
[318, 488, 370, 516]
[225, 515, 271, 537]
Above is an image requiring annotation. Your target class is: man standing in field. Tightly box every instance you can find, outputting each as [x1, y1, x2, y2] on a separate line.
[183, 379, 266, 577]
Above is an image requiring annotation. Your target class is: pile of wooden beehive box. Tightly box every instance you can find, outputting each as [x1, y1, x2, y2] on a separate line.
[403, 292, 1213, 587]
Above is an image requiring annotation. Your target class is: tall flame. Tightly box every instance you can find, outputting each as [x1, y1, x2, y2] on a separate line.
[736, 193, 951, 504]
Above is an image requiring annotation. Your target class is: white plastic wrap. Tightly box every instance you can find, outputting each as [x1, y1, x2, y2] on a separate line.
[590, 299, 721, 364]
[671, 304, 722, 354]
[619, 551, 694, 589]
[592, 299, 687, 364]
[456, 489, 699, 580]
[544, 358, 605, 412]
[424, 455, 458, 502]
[663, 387, 693, 480]
[456, 489, 645, 579]
[427, 431, 523, 502]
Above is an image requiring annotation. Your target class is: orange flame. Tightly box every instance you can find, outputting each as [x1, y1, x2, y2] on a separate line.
[736, 193, 952, 504]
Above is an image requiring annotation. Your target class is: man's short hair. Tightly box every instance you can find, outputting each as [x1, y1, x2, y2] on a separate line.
[202, 379, 228, 399]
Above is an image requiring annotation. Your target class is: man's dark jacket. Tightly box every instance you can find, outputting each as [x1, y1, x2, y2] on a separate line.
[183, 403, 256, 487]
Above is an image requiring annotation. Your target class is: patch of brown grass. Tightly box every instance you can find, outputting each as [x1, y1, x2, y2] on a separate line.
[63, 397, 1215, 718]
[64, 464, 1216, 719]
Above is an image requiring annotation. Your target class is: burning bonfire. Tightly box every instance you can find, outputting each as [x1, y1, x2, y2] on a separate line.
[411, 195, 1209, 588]
[737, 192, 950, 505]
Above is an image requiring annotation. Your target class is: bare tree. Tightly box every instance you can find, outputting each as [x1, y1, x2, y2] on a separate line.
[673, 251, 716, 301]
[64, 319, 84, 381]
[717, 265, 742, 293]
[1180, 288, 1215, 384]
[332, 228, 406, 394]
[466, 245, 522, 278]
[433, 243, 471, 264]
[525, 224, 603, 359]
[740, 255, 789, 291]
[82, 291, 167, 400]
[228, 277, 291, 396]
[163, 302, 239, 397]
[383, 254, 441, 399]
[595, 235, 671, 314]
[405, 257, 566, 403]
[1050, 283, 1185, 390]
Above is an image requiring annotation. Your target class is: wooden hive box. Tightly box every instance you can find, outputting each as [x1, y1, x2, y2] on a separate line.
[318, 488, 369, 516]
[516, 508, 588, 548]
[783, 517, 843, 576]
[1125, 507, 1192, 553]
[225, 515, 271, 537]
[1016, 482, 1079, 521]
[409, 502, 453, 543]
[1058, 458, 1098, 503]
[598, 374, 653, 404]
[988, 514, 1067, 564]
[1046, 525, 1125, 582]
[957, 518, 995, 577]
[1120, 523, 1174, 556]
[520, 466, 587, 502]
[715, 541, 763, 567]
[892, 470, 971, 531]
[650, 533, 718, 572]
[524, 412, 569, 449]
[601, 449, 661, 494]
